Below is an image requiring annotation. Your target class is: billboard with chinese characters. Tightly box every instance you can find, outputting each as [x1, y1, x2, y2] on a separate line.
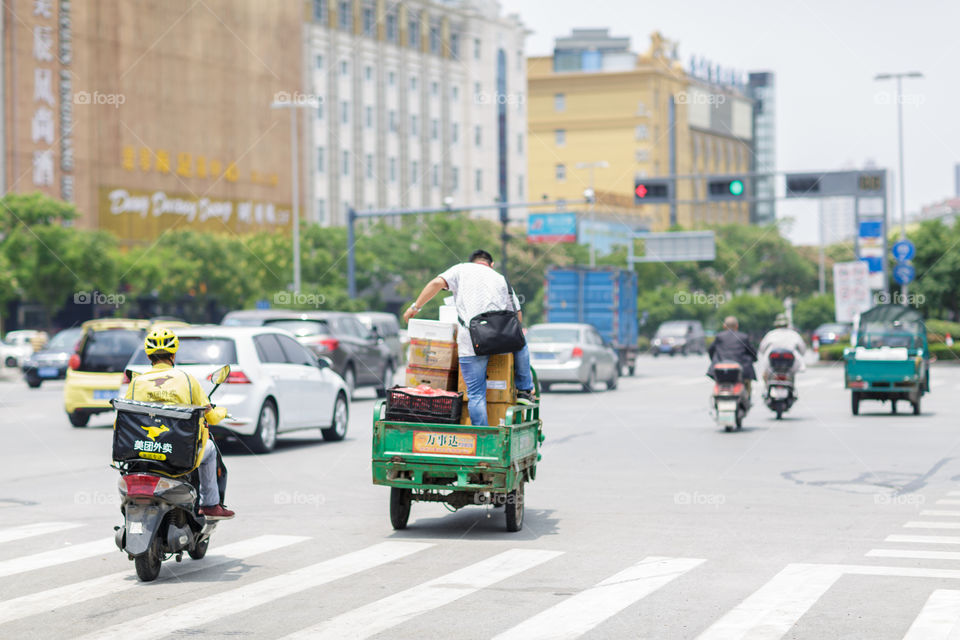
[527, 212, 577, 244]
[99, 187, 291, 242]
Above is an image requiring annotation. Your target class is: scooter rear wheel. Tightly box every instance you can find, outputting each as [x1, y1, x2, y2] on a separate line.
[135, 536, 162, 582]
[188, 537, 209, 560]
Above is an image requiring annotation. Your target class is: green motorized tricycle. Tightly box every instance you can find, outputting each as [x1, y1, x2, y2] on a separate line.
[844, 304, 929, 415]
[371, 381, 543, 532]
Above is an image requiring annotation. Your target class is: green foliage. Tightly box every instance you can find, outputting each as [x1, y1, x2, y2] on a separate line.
[793, 295, 836, 332]
[930, 343, 960, 362]
[912, 219, 960, 319]
[719, 294, 783, 338]
[818, 343, 846, 361]
[925, 319, 960, 344]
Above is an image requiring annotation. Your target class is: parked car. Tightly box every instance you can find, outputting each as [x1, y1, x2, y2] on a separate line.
[63, 319, 152, 427]
[527, 323, 620, 392]
[123, 326, 349, 453]
[220, 309, 288, 327]
[22, 327, 83, 387]
[261, 312, 394, 398]
[1, 330, 39, 368]
[355, 312, 404, 367]
[652, 320, 706, 356]
[813, 322, 853, 346]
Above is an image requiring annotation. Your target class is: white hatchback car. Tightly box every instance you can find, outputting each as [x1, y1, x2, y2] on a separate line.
[122, 326, 349, 453]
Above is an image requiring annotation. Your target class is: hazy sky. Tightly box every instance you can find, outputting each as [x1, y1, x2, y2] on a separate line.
[510, 0, 959, 244]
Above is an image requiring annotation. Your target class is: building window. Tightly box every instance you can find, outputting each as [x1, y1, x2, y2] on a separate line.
[313, 0, 327, 22]
[634, 125, 648, 140]
[389, 157, 397, 182]
[338, 0, 351, 31]
[316, 101, 324, 120]
[342, 150, 350, 176]
[365, 105, 372, 128]
[517, 133, 523, 153]
[475, 169, 482, 192]
[315, 54, 324, 69]
[474, 125, 481, 147]
[364, 65, 372, 81]
[410, 114, 418, 136]
[452, 85, 459, 100]
[429, 21, 441, 54]
[474, 38, 481, 59]
[316, 198, 326, 224]
[362, 3, 374, 36]
[365, 153, 373, 179]
[555, 163, 566, 181]
[431, 81, 438, 96]
[450, 32, 460, 59]
[555, 129, 565, 146]
[408, 12, 420, 50]
[340, 60, 349, 76]
[388, 70, 395, 86]
[341, 101, 349, 124]
[317, 147, 325, 173]
[452, 122, 459, 143]
[386, 10, 397, 43]
[431, 118, 438, 140]
[517, 175, 524, 198]
[452, 167, 459, 191]
[410, 75, 417, 91]
[554, 93, 565, 112]
[635, 149, 650, 163]
[517, 50, 522, 72]
[411, 161, 419, 184]
[474, 82, 481, 100]
[431, 164, 439, 188]
[389, 110, 397, 132]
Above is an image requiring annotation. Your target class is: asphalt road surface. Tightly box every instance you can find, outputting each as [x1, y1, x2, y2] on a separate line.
[3, 354, 960, 639]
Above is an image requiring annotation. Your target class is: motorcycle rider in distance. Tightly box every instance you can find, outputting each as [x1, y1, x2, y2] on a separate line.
[123, 327, 235, 519]
[758, 313, 807, 387]
[708, 316, 758, 395]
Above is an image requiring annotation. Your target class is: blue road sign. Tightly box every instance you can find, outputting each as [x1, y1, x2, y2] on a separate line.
[255, 299, 271, 310]
[893, 264, 915, 285]
[892, 239, 915, 262]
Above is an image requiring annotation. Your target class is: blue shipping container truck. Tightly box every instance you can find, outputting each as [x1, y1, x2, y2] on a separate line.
[545, 267, 639, 375]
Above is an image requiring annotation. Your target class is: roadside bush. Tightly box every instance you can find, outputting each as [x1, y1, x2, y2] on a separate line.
[925, 319, 960, 344]
[930, 343, 960, 362]
[818, 344, 846, 361]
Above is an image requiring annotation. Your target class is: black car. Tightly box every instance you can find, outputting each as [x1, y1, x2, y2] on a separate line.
[22, 327, 83, 388]
[652, 320, 706, 356]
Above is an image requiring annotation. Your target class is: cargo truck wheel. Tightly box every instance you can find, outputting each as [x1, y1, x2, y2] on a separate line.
[628, 365, 636, 376]
[913, 398, 921, 415]
[390, 488, 411, 530]
[606, 367, 619, 390]
[891, 400, 898, 415]
[505, 481, 524, 532]
[851, 393, 860, 416]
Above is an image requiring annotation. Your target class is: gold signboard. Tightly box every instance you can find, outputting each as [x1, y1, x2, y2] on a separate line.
[99, 186, 292, 242]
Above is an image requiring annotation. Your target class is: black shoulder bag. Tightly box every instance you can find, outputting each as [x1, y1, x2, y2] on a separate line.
[460, 279, 526, 356]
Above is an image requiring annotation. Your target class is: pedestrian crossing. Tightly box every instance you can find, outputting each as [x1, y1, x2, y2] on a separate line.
[4, 518, 960, 639]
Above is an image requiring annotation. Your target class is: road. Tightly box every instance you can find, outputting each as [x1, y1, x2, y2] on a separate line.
[2, 354, 960, 638]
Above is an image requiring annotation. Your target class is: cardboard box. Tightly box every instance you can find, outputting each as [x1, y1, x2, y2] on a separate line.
[457, 353, 516, 404]
[405, 366, 458, 392]
[408, 339, 458, 370]
[460, 400, 514, 426]
[407, 319, 457, 342]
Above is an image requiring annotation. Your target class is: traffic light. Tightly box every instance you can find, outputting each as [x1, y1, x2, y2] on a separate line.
[707, 178, 748, 201]
[634, 179, 671, 205]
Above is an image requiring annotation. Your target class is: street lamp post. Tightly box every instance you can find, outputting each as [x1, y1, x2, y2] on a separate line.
[271, 99, 312, 293]
[576, 161, 609, 267]
[875, 71, 923, 303]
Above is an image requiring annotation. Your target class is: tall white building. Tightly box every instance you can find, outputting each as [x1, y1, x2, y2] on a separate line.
[307, 0, 527, 226]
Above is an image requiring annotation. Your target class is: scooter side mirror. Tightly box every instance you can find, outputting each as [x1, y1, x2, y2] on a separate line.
[211, 365, 231, 385]
[125, 369, 140, 381]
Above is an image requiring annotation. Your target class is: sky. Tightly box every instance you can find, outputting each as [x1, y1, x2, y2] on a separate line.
[509, 0, 960, 245]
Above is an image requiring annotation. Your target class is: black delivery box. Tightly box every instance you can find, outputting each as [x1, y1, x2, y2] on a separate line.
[112, 399, 205, 475]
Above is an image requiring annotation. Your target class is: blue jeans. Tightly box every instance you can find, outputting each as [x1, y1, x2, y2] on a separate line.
[460, 344, 534, 426]
[198, 439, 220, 507]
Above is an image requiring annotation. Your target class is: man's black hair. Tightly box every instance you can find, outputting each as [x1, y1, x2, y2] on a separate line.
[469, 249, 494, 264]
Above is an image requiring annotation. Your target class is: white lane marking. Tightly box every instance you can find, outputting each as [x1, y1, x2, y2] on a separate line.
[802, 377, 829, 387]
[283, 548, 563, 640]
[887, 535, 960, 545]
[0, 522, 82, 545]
[80, 541, 432, 640]
[947, 491, 960, 497]
[0, 538, 114, 578]
[938, 500, 960, 506]
[903, 590, 960, 639]
[695, 563, 842, 640]
[0, 535, 308, 625]
[906, 522, 960, 530]
[922, 511, 960, 517]
[868, 549, 960, 561]
[493, 556, 705, 640]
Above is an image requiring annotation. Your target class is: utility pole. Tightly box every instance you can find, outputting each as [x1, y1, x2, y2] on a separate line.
[272, 98, 313, 293]
[575, 161, 609, 267]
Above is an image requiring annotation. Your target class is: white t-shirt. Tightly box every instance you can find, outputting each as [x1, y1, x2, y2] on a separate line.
[439, 262, 521, 357]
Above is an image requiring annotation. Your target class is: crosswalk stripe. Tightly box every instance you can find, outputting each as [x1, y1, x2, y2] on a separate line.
[903, 590, 960, 639]
[947, 491, 960, 497]
[0, 522, 82, 544]
[922, 510, 960, 517]
[0, 538, 114, 578]
[937, 500, 960, 506]
[492, 556, 705, 640]
[886, 535, 960, 545]
[0, 534, 308, 626]
[867, 549, 960, 561]
[696, 563, 842, 640]
[283, 548, 563, 639]
[78, 541, 432, 640]
[905, 522, 960, 530]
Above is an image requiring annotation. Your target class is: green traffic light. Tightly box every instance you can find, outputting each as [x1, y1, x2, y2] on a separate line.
[729, 179, 744, 196]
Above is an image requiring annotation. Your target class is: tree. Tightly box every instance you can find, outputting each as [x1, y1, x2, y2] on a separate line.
[719, 294, 783, 339]
[911, 219, 960, 319]
[793, 295, 835, 332]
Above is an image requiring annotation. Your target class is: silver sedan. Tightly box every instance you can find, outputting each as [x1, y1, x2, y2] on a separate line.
[527, 323, 620, 392]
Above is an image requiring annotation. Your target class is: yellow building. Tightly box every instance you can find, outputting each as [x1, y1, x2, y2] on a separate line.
[528, 29, 754, 232]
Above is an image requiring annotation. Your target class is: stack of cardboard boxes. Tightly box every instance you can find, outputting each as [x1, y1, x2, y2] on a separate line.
[405, 319, 459, 391]
[458, 353, 517, 426]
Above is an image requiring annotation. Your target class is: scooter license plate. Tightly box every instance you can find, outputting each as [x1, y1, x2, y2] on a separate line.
[770, 386, 790, 399]
[717, 400, 738, 413]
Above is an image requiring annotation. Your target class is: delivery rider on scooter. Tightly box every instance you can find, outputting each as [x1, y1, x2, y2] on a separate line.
[123, 327, 235, 519]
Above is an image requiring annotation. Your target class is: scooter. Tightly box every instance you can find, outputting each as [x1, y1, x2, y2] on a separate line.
[111, 365, 230, 582]
[711, 362, 751, 432]
[763, 349, 796, 420]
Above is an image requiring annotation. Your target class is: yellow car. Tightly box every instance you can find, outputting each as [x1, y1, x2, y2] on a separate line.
[64, 318, 153, 427]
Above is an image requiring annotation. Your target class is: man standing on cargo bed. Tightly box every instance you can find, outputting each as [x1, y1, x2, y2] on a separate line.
[403, 249, 536, 425]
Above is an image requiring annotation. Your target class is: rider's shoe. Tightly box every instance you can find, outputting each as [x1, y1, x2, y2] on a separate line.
[199, 504, 235, 520]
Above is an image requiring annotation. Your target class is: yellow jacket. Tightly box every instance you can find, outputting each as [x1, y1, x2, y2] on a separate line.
[122, 363, 227, 470]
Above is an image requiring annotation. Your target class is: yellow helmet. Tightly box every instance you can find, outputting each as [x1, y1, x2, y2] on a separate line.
[144, 327, 179, 356]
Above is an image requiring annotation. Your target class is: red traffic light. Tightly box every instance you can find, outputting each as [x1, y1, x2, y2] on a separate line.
[635, 184, 648, 198]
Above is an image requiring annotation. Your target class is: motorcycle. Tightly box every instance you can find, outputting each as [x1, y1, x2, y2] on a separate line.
[111, 365, 231, 582]
[711, 362, 751, 432]
[763, 349, 796, 420]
